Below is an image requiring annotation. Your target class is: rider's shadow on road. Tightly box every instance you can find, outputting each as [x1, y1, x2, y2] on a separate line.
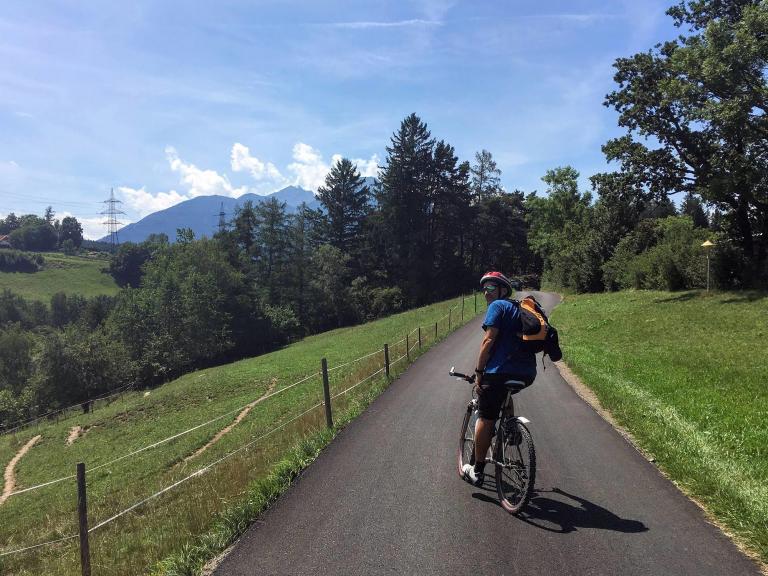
[521, 487, 648, 534]
[472, 486, 648, 534]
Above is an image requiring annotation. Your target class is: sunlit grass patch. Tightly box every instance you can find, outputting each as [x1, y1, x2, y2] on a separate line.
[0, 252, 119, 301]
[552, 289, 768, 563]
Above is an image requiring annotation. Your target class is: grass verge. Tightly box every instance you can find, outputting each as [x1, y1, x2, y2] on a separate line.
[551, 289, 768, 564]
[151, 373, 386, 576]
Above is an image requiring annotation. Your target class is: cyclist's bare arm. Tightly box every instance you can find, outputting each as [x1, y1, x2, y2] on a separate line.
[476, 327, 499, 382]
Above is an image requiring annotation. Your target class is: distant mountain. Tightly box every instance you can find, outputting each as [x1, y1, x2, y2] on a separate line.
[106, 186, 319, 244]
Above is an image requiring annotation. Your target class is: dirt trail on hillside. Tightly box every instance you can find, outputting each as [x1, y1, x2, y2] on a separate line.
[184, 379, 278, 463]
[1, 435, 42, 505]
[66, 426, 83, 445]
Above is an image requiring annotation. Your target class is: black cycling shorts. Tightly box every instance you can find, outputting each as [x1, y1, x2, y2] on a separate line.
[476, 373, 533, 420]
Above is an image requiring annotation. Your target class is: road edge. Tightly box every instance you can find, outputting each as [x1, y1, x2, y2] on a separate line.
[550, 292, 768, 575]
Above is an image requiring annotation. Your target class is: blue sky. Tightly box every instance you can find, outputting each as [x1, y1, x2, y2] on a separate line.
[0, 0, 680, 238]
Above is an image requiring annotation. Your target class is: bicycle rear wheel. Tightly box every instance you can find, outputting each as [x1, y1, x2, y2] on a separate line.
[458, 403, 478, 477]
[495, 419, 535, 514]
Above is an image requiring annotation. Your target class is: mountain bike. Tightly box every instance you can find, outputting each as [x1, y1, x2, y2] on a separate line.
[450, 367, 536, 514]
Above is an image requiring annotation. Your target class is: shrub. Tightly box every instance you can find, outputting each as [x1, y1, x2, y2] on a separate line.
[0, 249, 44, 272]
[0, 289, 49, 328]
[603, 216, 708, 291]
[369, 286, 404, 318]
[9, 223, 57, 251]
[61, 238, 77, 255]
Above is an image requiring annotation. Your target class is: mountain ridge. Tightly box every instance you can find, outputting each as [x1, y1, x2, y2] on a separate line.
[105, 186, 319, 243]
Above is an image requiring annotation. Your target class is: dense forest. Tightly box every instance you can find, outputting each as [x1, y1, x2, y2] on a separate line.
[1, 0, 766, 429]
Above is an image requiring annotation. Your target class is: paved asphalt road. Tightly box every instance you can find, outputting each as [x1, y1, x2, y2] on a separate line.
[215, 292, 761, 576]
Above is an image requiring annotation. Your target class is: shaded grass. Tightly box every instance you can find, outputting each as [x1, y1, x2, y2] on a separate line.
[0, 293, 482, 575]
[551, 289, 768, 563]
[0, 252, 118, 301]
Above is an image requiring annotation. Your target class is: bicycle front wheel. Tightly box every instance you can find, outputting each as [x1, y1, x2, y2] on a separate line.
[458, 404, 478, 477]
[495, 419, 535, 514]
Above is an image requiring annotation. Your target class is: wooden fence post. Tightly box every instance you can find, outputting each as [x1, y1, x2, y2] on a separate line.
[384, 344, 390, 378]
[406, 334, 410, 362]
[77, 463, 91, 576]
[320, 358, 333, 429]
[435, 322, 438, 341]
[418, 327, 422, 350]
[461, 296, 465, 322]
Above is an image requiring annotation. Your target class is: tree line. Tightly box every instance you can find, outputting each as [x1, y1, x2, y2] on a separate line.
[0, 208, 84, 253]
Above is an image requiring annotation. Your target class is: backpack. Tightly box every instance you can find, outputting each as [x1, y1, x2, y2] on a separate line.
[517, 295, 562, 363]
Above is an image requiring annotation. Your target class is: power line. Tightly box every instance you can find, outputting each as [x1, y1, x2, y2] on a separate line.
[0, 190, 96, 209]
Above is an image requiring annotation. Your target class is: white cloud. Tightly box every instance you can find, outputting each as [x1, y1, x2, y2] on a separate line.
[0, 160, 20, 172]
[230, 143, 284, 182]
[330, 19, 443, 29]
[287, 143, 379, 191]
[287, 143, 332, 191]
[351, 154, 380, 178]
[118, 186, 191, 217]
[166, 146, 248, 198]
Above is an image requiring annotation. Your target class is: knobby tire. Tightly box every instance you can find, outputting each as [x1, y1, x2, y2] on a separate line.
[458, 404, 477, 477]
[495, 420, 535, 514]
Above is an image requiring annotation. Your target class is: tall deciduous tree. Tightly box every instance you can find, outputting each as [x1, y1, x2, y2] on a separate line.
[603, 0, 768, 283]
[526, 167, 598, 290]
[59, 216, 83, 248]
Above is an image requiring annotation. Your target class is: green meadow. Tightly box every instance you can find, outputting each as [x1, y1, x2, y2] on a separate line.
[0, 293, 482, 576]
[0, 252, 119, 301]
[551, 290, 768, 564]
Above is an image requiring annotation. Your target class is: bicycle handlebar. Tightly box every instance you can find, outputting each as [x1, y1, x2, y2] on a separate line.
[449, 366, 475, 383]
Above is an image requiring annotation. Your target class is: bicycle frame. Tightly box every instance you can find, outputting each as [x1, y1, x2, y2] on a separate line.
[451, 367, 536, 514]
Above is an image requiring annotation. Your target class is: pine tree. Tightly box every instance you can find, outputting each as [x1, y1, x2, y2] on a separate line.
[470, 149, 502, 202]
[285, 202, 323, 327]
[430, 141, 473, 297]
[255, 197, 289, 304]
[376, 113, 435, 304]
[317, 158, 370, 265]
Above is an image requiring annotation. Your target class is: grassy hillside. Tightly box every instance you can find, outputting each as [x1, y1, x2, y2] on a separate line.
[551, 290, 768, 564]
[0, 293, 483, 575]
[0, 252, 119, 301]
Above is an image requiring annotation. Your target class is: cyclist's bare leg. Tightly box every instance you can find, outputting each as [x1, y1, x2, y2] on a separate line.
[474, 417, 494, 472]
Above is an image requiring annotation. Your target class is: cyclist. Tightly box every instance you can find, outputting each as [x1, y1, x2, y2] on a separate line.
[462, 271, 537, 486]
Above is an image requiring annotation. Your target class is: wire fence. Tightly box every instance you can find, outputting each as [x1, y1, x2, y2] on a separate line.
[0, 293, 483, 569]
[1, 384, 136, 436]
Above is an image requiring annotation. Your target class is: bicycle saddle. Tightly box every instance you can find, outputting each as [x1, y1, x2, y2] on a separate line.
[502, 379, 528, 393]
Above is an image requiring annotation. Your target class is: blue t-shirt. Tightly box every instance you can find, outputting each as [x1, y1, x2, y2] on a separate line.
[482, 299, 537, 379]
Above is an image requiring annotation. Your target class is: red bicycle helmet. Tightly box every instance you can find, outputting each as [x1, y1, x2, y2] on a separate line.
[480, 271, 513, 296]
